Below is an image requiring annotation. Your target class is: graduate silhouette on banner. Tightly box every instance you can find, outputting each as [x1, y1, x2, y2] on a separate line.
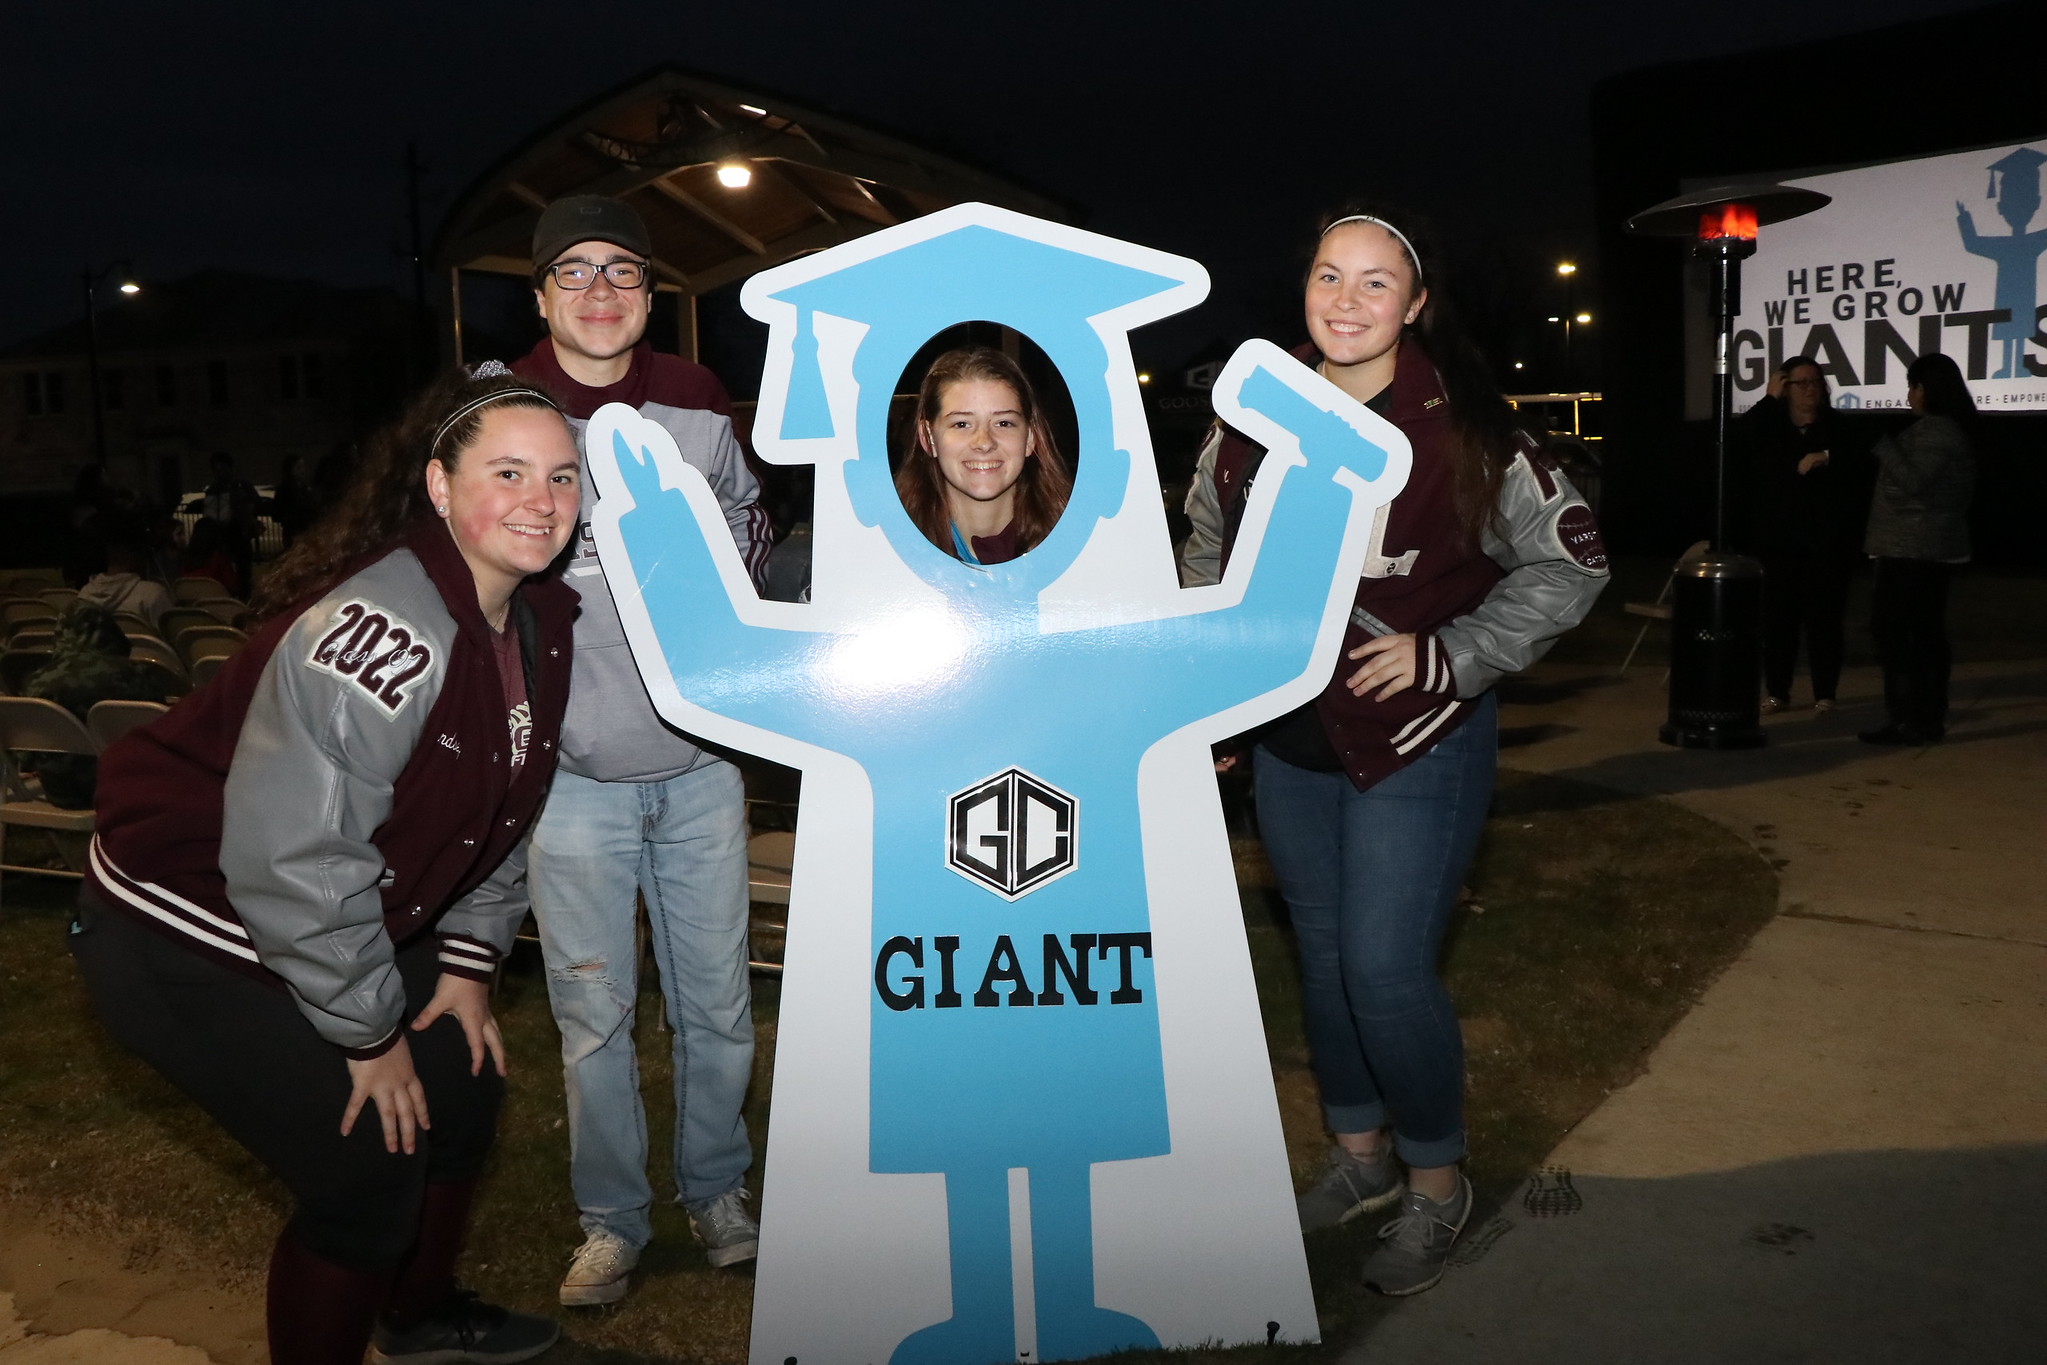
[1957, 145, 2047, 379]
[586, 204, 1411, 1365]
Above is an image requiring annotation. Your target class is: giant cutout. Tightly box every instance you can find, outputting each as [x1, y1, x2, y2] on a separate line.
[585, 205, 1412, 1365]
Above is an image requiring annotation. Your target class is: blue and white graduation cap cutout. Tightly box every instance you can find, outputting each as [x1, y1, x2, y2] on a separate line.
[741, 203, 1207, 621]
[584, 203, 1411, 1365]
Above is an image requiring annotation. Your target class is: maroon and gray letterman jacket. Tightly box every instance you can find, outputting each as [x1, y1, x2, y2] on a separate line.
[1180, 341, 1609, 789]
[87, 518, 577, 1057]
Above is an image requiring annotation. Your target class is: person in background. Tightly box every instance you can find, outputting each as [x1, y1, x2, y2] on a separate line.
[510, 194, 774, 1307]
[200, 452, 262, 596]
[73, 369, 582, 1365]
[19, 603, 174, 807]
[77, 533, 174, 631]
[1861, 351, 1977, 745]
[274, 454, 324, 547]
[894, 346, 1072, 566]
[179, 518, 240, 598]
[1739, 357, 1871, 715]
[1180, 205, 1608, 1296]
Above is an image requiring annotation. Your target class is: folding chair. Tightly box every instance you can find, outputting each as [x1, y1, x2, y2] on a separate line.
[37, 588, 78, 612]
[124, 635, 189, 679]
[1, 601, 57, 639]
[1618, 540, 1710, 680]
[177, 626, 246, 666]
[87, 698, 170, 750]
[159, 607, 225, 646]
[194, 599, 253, 627]
[746, 831, 794, 975]
[0, 696, 98, 908]
[1, 571, 62, 596]
[174, 576, 230, 603]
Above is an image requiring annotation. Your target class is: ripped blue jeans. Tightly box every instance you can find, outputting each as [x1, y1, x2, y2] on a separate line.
[528, 763, 754, 1246]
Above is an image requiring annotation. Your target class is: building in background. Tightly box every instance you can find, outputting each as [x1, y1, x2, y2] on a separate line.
[0, 271, 415, 520]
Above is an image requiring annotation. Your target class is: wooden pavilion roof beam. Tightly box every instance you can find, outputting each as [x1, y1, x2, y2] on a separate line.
[843, 176, 900, 226]
[682, 218, 884, 295]
[647, 174, 769, 256]
[756, 161, 839, 228]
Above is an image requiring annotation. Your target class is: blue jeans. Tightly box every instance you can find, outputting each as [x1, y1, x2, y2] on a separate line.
[529, 763, 755, 1247]
[1252, 692, 1496, 1169]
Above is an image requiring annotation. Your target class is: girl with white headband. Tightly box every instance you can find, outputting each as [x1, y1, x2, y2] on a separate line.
[75, 368, 582, 1364]
[1180, 205, 1610, 1295]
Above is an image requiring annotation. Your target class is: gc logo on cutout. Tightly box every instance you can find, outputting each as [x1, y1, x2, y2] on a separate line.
[947, 767, 1077, 899]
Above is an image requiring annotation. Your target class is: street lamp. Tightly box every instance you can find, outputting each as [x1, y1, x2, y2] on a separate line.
[1627, 181, 1829, 749]
[80, 260, 142, 472]
[1548, 311, 1591, 380]
[1548, 261, 1589, 384]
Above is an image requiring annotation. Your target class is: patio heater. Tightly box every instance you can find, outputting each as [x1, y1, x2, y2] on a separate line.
[1626, 183, 1828, 749]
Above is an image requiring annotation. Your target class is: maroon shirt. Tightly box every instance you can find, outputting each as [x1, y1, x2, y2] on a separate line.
[513, 338, 733, 422]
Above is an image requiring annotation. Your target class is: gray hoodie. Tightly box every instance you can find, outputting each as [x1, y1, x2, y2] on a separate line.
[556, 402, 771, 782]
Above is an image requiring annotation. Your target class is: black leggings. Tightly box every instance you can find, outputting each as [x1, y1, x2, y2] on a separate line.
[1760, 552, 1854, 703]
[71, 889, 503, 1271]
[1870, 557, 1954, 735]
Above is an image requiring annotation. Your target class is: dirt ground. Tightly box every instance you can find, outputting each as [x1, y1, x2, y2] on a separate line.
[0, 1201, 261, 1363]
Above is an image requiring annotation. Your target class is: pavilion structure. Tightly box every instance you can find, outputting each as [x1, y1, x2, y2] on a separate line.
[433, 66, 1067, 362]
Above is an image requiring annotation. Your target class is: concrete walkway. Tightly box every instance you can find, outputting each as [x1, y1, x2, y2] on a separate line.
[1348, 656, 2047, 1364]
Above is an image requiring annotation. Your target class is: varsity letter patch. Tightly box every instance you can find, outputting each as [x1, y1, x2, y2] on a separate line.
[308, 600, 436, 716]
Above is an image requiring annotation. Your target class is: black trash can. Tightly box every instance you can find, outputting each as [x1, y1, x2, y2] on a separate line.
[1660, 550, 1766, 750]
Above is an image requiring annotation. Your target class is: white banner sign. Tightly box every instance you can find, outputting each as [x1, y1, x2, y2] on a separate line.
[1726, 136, 2047, 413]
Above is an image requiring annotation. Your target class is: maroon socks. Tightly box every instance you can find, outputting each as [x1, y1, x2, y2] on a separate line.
[382, 1179, 477, 1329]
[265, 1227, 392, 1365]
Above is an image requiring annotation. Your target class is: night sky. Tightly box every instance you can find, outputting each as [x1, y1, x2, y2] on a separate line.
[6, 0, 1996, 373]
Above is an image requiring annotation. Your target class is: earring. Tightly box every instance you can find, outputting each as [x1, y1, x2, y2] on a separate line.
[436, 504, 448, 516]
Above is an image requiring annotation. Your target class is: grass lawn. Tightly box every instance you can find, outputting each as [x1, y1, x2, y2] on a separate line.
[0, 749, 1775, 1363]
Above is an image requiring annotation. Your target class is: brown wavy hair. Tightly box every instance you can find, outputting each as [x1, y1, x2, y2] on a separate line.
[253, 370, 564, 619]
[1312, 204, 1520, 545]
[894, 347, 1073, 556]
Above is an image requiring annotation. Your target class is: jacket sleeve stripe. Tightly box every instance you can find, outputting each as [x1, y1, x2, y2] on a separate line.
[436, 936, 500, 972]
[1392, 698, 1464, 755]
[89, 837, 261, 962]
[743, 502, 776, 590]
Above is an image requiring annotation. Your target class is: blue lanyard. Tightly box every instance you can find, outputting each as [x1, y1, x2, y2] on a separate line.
[950, 524, 981, 564]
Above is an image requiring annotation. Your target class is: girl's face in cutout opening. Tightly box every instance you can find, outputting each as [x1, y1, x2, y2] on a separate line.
[919, 377, 1036, 526]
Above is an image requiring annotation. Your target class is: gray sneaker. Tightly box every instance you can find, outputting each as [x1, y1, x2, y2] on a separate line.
[1361, 1174, 1472, 1296]
[560, 1230, 639, 1307]
[686, 1188, 759, 1267]
[1297, 1145, 1405, 1232]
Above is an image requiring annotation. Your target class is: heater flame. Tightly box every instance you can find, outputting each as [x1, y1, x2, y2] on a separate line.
[1696, 203, 1759, 242]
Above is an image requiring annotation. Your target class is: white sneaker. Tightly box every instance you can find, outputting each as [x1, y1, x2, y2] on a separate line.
[560, 1231, 639, 1307]
[686, 1188, 759, 1268]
